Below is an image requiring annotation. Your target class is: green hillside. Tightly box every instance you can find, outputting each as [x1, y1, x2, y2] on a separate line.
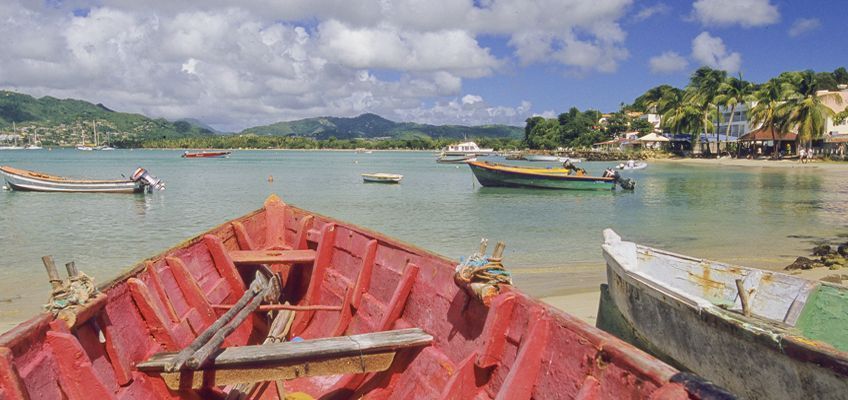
[0, 91, 213, 147]
[241, 113, 522, 140]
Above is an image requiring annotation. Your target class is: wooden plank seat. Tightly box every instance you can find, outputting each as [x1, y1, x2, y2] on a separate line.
[136, 328, 432, 390]
[228, 249, 317, 265]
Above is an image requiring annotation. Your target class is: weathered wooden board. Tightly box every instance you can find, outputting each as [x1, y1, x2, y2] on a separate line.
[137, 328, 431, 389]
[139, 328, 431, 370]
[156, 352, 395, 390]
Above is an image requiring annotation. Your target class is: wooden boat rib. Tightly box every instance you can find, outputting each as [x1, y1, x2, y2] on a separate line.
[0, 196, 723, 399]
[182, 151, 231, 158]
[468, 160, 619, 190]
[0, 166, 164, 193]
[601, 229, 848, 400]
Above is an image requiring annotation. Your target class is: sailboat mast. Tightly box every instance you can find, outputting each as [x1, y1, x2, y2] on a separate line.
[93, 120, 98, 147]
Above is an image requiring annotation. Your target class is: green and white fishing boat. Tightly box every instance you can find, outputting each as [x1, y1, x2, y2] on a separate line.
[600, 229, 848, 400]
[467, 161, 633, 190]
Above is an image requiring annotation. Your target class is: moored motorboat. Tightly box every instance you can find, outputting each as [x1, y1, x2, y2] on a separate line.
[600, 229, 848, 400]
[0, 166, 165, 193]
[436, 154, 477, 164]
[361, 172, 403, 183]
[441, 141, 495, 156]
[468, 161, 634, 190]
[182, 150, 232, 158]
[0, 196, 728, 399]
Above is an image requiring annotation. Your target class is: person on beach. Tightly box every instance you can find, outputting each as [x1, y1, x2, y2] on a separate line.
[807, 148, 814, 163]
[799, 147, 806, 163]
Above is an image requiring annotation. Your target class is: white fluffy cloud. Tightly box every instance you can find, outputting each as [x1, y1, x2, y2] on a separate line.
[691, 32, 741, 73]
[788, 18, 821, 38]
[634, 3, 670, 22]
[692, 0, 779, 28]
[649, 52, 689, 74]
[0, 0, 636, 130]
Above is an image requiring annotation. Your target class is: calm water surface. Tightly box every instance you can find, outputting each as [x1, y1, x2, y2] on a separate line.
[1, 149, 845, 326]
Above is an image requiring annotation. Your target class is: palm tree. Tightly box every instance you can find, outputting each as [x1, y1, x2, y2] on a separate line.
[638, 85, 679, 129]
[688, 67, 727, 156]
[749, 77, 793, 158]
[715, 74, 754, 156]
[780, 70, 843, 152]
[662, 89, 703, 146]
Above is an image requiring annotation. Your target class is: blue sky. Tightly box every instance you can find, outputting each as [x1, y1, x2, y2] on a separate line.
[468, 1, 846, 116]
[0, 0, 844, 131]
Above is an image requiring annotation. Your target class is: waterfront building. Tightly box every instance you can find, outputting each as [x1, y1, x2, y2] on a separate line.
[822, 86, 848, 136]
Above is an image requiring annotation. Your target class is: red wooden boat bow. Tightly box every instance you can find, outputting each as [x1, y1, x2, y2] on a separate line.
[0, 195, 731, 399]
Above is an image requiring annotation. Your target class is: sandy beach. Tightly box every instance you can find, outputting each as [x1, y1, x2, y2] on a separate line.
[653, 157, 848, 170]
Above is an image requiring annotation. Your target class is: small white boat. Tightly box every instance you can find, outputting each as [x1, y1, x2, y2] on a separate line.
[0, 166, 165, 193]
[361, 173, 403, 184]
[436, 154, 477, 164]
[616, 161, 647, 170]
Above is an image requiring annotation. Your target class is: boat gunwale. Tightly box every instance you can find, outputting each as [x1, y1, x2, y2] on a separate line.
[603, 234, 848, 376]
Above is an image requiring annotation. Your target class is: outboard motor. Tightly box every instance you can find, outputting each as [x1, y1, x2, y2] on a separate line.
[131, 167, 165, 192]
[607, 169, 636, 190]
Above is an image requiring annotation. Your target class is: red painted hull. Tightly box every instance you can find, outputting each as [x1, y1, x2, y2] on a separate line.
[0, 196, 720, 399]
[181, 151, 231, 158]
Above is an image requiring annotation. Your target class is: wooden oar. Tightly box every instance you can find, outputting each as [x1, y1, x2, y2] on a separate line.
[166, 273, 269, 372]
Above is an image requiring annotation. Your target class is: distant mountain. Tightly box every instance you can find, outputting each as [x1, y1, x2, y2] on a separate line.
[0, 90, 214, 146]
[176, 118, 221, 134]
[241, 113, 523, 140]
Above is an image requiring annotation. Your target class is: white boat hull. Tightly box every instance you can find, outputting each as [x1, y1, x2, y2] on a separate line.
[600, 230, 848, 400]
[361, 173, 403, 183]
[1, 167, 142, 193]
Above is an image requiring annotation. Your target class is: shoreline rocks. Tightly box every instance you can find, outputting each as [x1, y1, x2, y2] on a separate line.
[785, 242, 848, 271]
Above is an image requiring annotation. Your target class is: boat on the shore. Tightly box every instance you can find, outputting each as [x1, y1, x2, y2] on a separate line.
[600, 229, 848, 400]
[0, 166, 165, 193]
[616, 160, 648, 170]
[441, 141, 495, 156]
[436, 154, 476, 164]
[468, 161, 634, 190]
[182, 150, 232, 158]
[361, 172, 403, 183]
[0, 196, 728, 399]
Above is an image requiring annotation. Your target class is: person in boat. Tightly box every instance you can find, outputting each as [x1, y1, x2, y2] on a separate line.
[627, 159, 635, 168]
[561, 160, 586, 176]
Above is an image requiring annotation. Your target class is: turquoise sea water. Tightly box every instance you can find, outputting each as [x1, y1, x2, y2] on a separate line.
[1, 149, 846, 326]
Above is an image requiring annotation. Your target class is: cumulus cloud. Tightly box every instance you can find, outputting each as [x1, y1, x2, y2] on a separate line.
[634, 3, 670, 21]
[692, 0, 779, 28]
[0, 0, 636, 130]
[788, 18, 821, 37]
[649, 51, 688, 74]
[394, 96, 532, 126]
[691, 32, 741, 73]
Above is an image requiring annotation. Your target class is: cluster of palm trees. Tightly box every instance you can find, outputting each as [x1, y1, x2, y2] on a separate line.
[637, 66, 845, 158]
